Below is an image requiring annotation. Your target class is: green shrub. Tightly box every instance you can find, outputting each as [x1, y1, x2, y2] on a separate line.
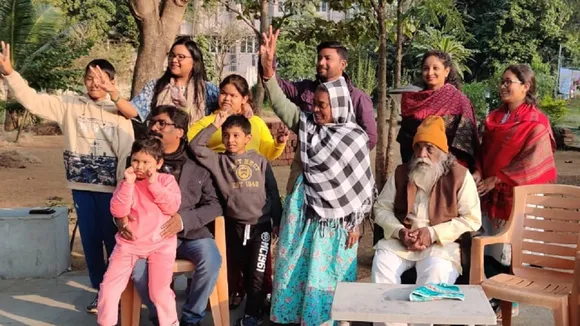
[462, 82, 489, 120]
[539, 96, 568, 125]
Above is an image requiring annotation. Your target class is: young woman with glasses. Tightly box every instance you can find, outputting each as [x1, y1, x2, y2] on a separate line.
[105, 36, 219, 138]
[474, 64, 557, 321]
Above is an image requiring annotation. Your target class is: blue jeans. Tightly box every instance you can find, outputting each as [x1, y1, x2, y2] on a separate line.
[72, 190, 117, 289]
[131, 237, 222, 323]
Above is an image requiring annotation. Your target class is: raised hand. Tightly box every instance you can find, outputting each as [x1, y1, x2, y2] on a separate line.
[276, 124, 289, 144]
[242, 102, 254, 119]
[213, 109, 231, 129]
[0, 41, 14, 76]
[147, 166, 159, 184]
[171, 86, 187, 108]
[89, 65, 117, 94]
[124, 167, 137, 183]
[260, 26, 280, 79]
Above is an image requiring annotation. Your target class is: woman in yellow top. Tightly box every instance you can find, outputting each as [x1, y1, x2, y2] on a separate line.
[188, 74, 287, 160]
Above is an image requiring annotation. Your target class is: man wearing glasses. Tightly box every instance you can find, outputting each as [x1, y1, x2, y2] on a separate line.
[119, 105, 223, 326]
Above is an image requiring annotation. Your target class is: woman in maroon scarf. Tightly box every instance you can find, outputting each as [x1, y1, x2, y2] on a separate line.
[398, 50, 480, 170]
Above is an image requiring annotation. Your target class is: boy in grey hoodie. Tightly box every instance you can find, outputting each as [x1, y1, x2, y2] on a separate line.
[190, 112, 281, 326]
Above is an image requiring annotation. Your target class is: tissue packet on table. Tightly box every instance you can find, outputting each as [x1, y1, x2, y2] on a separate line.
[409, 283, 465, 302]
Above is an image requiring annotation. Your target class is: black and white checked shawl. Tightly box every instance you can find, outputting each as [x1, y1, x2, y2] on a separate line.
[299, 77, 374, 228]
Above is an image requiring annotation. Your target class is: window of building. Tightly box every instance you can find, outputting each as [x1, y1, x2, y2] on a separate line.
[278, 0, 284, 12]
[229, 54, 238, 72]
[252, 54, 257, 67]
[319, 1, 328, 12]
[240, 37, 258, 54]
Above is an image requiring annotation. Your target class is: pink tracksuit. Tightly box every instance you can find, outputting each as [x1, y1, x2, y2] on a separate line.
[97, 174, 181, 326]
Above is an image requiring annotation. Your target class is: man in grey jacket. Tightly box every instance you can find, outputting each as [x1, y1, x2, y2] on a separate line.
[120, 105, 223, 326]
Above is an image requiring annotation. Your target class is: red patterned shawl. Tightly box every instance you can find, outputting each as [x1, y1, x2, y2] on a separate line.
[480, 103, 557, 222]
[400, 84, 480, 166]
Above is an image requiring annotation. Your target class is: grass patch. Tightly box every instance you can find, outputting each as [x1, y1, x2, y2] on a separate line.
[559, 98, 580, 148]
[561, 98, 580, 127]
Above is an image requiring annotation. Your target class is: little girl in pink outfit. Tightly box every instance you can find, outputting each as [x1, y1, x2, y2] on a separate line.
[98, 137, 181, 326]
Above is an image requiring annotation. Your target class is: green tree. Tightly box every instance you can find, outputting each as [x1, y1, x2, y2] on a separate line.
[460, 0, 571, 79]
[412, 26, 476, 79]
[45, 0, 116, 41]
[216, 0, 312, 115]
[275, 36, 316, 81]
[0, 0, 91, 135]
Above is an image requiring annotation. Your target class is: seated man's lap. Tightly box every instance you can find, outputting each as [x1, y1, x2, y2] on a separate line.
[415, 256, 459, 285]
[372, 250, 459, 285]
[372, 249, 413, 284]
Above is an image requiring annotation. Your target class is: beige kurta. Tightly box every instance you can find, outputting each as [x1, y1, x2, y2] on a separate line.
[374, 172, 482, 273]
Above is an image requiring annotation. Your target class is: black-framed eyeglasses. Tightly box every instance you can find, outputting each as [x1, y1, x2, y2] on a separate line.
[147, 119, 175, 129]
[499, 79, 523, 87]
[168, 53, 192, 62]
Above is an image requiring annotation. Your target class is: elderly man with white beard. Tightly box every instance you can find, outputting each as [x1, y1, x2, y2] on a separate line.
[372, 116, 482, 303]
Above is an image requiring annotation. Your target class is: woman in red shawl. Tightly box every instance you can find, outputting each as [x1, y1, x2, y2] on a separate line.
[475, 65, 557, 319]
[398, 50, 480, 170]
[476, 64, 557, 259]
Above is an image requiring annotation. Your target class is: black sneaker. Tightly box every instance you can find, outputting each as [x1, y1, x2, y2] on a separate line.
[86, 295, 98, 314]
[236, 315, 263, 326]
[179, 320, 200, 326]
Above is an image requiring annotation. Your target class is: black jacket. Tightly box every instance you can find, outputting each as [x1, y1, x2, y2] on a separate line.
[161, 141, 223, 240]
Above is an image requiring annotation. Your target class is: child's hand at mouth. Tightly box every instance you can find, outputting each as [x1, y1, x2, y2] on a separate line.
[147, 166, 159, 184]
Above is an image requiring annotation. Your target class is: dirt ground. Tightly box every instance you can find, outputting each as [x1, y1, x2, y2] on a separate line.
[1, 133, 580, 280]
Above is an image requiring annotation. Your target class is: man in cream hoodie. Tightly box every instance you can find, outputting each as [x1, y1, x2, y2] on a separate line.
[0, 41, 134, 313]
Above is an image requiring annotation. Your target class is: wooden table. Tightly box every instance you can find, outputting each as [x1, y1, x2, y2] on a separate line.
[331, 283, 496, 326]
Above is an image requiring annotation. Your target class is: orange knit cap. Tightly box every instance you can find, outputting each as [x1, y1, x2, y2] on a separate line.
[412, 116, 449, 153]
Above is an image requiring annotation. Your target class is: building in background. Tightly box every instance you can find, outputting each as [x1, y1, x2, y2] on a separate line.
[178, 1, 351, 86]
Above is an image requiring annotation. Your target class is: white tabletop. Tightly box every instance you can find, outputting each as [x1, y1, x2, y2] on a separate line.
[331, 283, 497, 325]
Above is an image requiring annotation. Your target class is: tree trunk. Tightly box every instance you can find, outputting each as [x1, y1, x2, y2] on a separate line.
[385, 0, 404, 177]
[253, 0, 269, 116]
[129, 0, 189, 97]
[375, 0, 388, 191]
[394, 0, 404, 89]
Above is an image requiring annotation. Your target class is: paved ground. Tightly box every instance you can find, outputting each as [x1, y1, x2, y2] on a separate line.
[0, 134, 569, 325]
[0, 272, 554, 326]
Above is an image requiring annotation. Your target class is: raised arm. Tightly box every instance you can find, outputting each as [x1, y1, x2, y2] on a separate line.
[255, 117, 285, 160]
[264, 77, 301, 133]
[149, 173, 182, 216]
[189, 118, 222, 172]
[88, 65, 139, 120]
[187, 115, 212, 142]
[259, 27, 303, 133]
[110, 180, 135, 218]
[130, 80, 158, 121]
[1, 42, 67, 125]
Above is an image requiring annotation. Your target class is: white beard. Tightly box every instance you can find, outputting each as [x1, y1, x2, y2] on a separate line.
[409, 157, 445, 192]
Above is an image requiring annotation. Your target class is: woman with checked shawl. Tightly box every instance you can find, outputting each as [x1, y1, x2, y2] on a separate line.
[261, 37, 374, 325]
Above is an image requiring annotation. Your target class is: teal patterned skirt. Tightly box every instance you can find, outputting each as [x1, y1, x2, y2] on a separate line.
[270, 174, 358, 326]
